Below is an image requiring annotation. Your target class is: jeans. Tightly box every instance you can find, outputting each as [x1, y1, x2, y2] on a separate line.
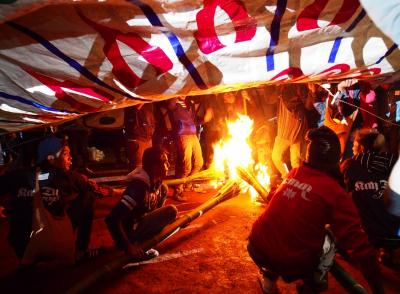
[130, 205, 178, 243]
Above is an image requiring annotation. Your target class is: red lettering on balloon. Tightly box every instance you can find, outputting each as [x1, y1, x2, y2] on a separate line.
[334, 67, 381, 79]
[195, 0, 256, 54]
[296, 0, 359, 31]
[25, 69, 110, 113]
[270, 67, 304, 82]
[79, 13, 173, 88]
[314, 63, 350, 78]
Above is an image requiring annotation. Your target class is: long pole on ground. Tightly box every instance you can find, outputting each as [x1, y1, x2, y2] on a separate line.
[236, 166, 269, 202]
[64, 180, 240, 294]
[330, 261, 368, 294]
[163, 168, 224, 186]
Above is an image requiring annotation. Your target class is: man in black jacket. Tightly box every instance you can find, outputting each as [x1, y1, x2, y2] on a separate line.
[341, 128, 400, 268]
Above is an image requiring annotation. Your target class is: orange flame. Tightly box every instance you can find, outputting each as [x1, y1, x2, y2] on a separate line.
[249, 163, 271, 201]
[212, 114, 271, 201]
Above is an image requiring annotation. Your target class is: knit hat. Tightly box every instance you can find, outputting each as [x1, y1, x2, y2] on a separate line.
[37, 137, 63, 164]
[305, 126, 341, 169]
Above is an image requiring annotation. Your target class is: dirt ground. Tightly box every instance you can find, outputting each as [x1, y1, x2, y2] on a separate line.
[1, 186, 400, 294]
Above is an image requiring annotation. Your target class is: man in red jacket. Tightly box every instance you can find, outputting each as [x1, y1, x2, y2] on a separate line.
[248, 126, 383, 293]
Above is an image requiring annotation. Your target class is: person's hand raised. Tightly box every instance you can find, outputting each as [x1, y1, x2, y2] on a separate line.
[337, 79, 357, 92]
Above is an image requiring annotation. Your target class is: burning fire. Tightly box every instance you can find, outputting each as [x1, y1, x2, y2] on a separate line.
[249, 163, 271, 200]
[212, 114, 270, 201]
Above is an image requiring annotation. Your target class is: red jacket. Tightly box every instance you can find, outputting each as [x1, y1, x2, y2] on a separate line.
[249, 165, 378, 279]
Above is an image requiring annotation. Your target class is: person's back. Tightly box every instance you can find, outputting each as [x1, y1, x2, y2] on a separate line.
[251, 164, 364, 277]
[342, 129, 400, 245]
[342, 152, 399, 239]
[124, 104, 155, 141]
[168, 97, 197, 137]
[248, 126, 384, 294]
[276, 84, 308, 143]
[124, 104, 155, 169]
[272, 84, 309, 178]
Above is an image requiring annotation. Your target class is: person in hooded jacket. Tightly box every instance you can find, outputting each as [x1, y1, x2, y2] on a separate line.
[0, 136, 114, 264]
[341, 128, 400, 268]
[106, 146, 177, 260]
[248, 126, 384, 294]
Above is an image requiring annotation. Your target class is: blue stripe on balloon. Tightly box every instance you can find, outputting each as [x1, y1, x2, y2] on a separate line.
[128, 0, 207, 89]
[328, 37, 343, 63]
[345, 9, 366, 33]
[328, 9, 366, 63]
[375, 43, 398, 64]
[266, 0, 287, 71]
[0, 91, 72, 114]
[6, 21, 150, 102]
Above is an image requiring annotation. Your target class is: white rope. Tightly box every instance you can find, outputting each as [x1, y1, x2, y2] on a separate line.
[321, 87, 400, 128]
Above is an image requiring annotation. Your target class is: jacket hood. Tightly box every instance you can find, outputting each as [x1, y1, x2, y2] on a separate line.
[126, 167, 150, 186]
[355, 152, 396, 174]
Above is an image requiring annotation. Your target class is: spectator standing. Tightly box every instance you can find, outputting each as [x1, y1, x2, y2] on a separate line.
[124, 104, 155, 170]
[167, 96, 203, 201]
[62, 118, 90, 174]
[271, 84, 309, 178]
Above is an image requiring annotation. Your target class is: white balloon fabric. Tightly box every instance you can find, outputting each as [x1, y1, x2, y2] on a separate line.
[360, 0, 400, 46]
[0, 0, 399, 133]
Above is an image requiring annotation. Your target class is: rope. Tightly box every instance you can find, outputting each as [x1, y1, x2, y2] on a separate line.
[322, 87, 400, 128]
[338, 99, 400, 128]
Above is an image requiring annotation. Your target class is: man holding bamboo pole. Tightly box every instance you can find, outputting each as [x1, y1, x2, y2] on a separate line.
[106, 147, 178, 260]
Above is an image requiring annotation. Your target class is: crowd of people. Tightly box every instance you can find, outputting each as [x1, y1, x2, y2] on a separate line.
[0, 79, 400, 293]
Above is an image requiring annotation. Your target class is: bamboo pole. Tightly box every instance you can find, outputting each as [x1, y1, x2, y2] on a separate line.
[64, 179, 240, 294]
[236, 166, 269, 202]
[330, 261, 368, 294]
[164, 168, 225, 186]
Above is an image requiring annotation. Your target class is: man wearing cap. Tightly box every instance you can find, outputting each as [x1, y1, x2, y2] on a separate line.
[248, 126, 384, 294]
[0, 136, 114, 264]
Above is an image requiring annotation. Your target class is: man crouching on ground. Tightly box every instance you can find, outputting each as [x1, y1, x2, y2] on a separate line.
[106, 146, 178, 260]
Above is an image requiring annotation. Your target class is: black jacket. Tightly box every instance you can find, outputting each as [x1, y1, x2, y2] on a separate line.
[342, 152, 400, 242]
